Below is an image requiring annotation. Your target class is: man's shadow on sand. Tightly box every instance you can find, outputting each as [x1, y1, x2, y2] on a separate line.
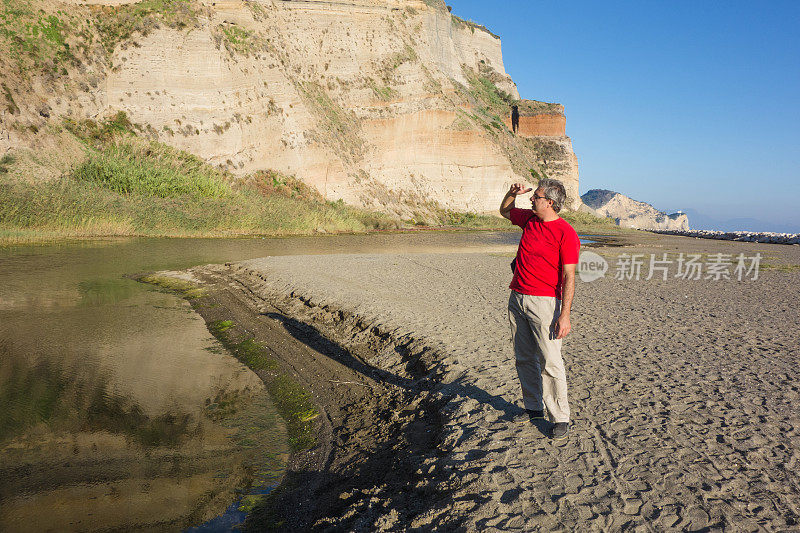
[265, 311, 552, 438]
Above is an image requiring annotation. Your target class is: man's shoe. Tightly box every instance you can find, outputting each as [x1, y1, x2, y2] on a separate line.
[551, 422, 570, 440]
[526, 409, 545, 419]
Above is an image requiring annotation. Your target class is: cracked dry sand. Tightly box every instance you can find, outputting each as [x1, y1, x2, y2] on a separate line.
[215, 235, 799, 531]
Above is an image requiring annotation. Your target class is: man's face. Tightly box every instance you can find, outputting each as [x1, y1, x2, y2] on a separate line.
[531, 188, 551, 215]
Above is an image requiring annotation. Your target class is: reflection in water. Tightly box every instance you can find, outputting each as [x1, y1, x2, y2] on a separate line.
[0, 345, 192, 446]
[0, 332, 286, 531]
[0, 230, 538, 530]
[78, 278, 141, 307]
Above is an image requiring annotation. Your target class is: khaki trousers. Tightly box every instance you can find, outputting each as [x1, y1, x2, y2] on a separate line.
[508, 291, 571, 423]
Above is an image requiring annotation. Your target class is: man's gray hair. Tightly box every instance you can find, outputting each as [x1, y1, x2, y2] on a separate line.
[538, 178, 567, 213]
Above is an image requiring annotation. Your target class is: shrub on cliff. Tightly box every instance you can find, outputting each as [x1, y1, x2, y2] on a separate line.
[64, 111, 136, 148]
[240, 170, 322, 202]
[73, 139, 232, 199]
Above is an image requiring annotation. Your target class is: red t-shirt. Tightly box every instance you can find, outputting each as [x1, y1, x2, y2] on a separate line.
[509, 208, 580, 299]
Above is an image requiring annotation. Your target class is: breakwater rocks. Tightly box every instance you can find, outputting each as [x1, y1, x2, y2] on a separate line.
[651, 229, 800, 245]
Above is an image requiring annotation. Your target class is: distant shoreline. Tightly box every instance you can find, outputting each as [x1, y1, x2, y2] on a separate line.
[649, 228, 800, 245]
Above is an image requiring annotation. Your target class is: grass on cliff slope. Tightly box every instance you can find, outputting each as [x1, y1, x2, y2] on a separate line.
[73, 140, 232, 198]
[0, 0, 86, 77]
[94, 0, 198, 55]
[0, 169, 403, 245]
[464, 69, 514, 118]
[0, 114, 402, 245]
[450, 13, 499, 39]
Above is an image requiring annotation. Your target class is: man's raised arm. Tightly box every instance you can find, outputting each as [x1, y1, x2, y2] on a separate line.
[500, 183, 532, 220]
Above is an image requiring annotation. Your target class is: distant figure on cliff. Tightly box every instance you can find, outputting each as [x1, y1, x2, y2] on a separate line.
[499, 178, 579, 440]
[511, 105, 519, 134]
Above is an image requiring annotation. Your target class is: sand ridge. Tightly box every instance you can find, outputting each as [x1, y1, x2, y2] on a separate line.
[192, 234, 800, 530]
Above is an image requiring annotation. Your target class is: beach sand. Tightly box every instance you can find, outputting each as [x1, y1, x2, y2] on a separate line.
[182, 232, 800, 531]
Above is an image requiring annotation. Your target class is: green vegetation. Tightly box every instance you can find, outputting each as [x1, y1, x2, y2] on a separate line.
[448, 110, 473, 131]
[0, 153, 14, 174]
[559, 209, 627, 235]
[243, 169, 324, 202]
[450, 13, 499, 39]
[0, 112, 403, 245]
[246, 1, 267, 21]
[215, 335, 277, 372]
[369, 80, 397, 101]
[238, 494, 266, 513]
[2, 82, 19, 115]
[464, 68, 514, 117]
[436, 209, 512, 229]
[218, 24, 266, 56]
[297, 81, 364, 163]
[213, 319, 235, 332]
[140, 274, 207, 299]
[391, 45, 417, 69]
[268, 374, 318, 450]
[516, 100, 563, 116]
[207, 320, 317, 451]
[0, 1, 78, 72]
[378, 44, 417, 83]
[420, 64, 442, 94]
[74, 141, 232, 198]
[222, 25, 251, 47]
[421, 206, 624, 234]
[528, 137, 568, 162]
[529, 168, 549, 182]
[64, 110, 135, 145]
[94, 0, 198, 55]
[1, 105, 568, 246]
[454, 63, 570, 181]
[0, 177, 137, 241]
[0, 0, 200, 72]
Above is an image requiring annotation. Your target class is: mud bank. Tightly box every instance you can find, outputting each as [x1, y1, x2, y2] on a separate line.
[168, 233, 800, 531]
[157, 264, 462, 531]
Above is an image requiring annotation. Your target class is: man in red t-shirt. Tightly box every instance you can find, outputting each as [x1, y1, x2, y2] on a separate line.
[500, 178, 580, 440]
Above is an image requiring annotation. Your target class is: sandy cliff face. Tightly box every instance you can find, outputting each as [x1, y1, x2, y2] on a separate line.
[1, 0, 580, 214]
[582, 189, 690, 231]
[503, 114, 565, 137]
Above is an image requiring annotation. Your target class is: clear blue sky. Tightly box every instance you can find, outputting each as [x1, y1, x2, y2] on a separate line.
[449, 0, 800, 231]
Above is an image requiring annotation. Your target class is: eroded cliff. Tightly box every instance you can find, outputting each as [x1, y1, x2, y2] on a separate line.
[1, 0, 580, 214]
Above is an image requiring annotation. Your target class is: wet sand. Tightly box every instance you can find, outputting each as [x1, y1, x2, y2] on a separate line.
[182, 232, 800, 530]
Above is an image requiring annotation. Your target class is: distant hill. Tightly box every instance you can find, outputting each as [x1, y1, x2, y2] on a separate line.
[581, 189, 689, 231]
